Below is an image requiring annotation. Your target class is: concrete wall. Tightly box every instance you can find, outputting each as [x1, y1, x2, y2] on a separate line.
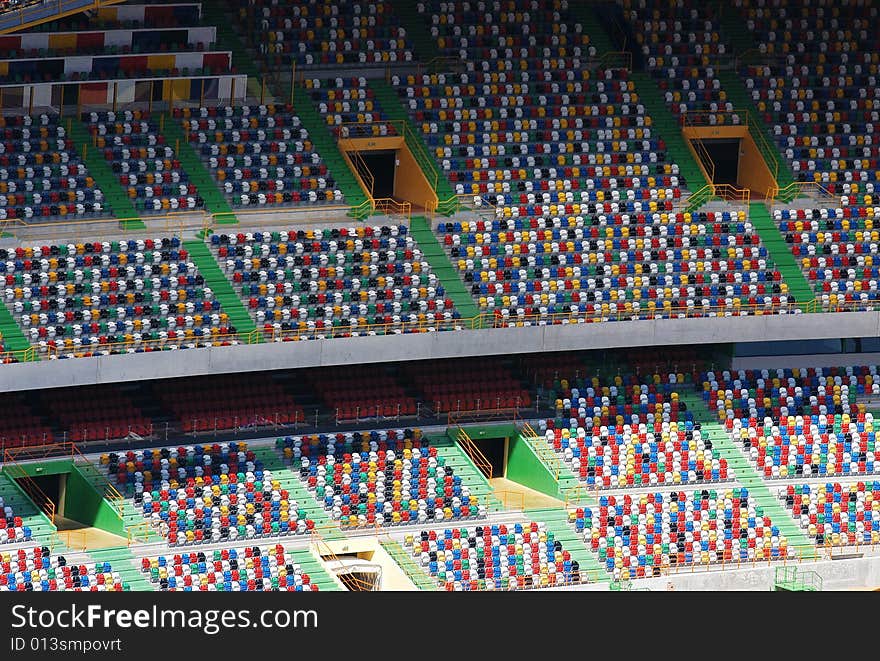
[733, 352, 880, 371]
[2, 311, 878, 393]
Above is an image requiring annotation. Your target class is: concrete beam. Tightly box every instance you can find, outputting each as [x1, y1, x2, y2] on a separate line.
[1, 311, 875, 393]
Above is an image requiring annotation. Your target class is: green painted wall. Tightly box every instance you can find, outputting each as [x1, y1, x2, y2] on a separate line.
[505, 435, 565, 500]
[65, 465, 126, 537]
[13, 460, 125, 536]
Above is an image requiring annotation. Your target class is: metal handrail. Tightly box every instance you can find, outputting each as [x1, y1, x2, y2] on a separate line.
[455, 426, 493, 479]
[348, 148, 375, 197]
[681, 108, 779, 181]
[15, 295, 880, 365]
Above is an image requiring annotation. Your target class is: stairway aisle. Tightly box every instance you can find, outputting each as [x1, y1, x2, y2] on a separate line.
[679, 392, 818, 559]
[182, 239, 258, 335]
[389, 1, 441, 62]
[630, 71, 710, 198]
[0, 293, 33, 358]
[409, 216, 480, 319]
[288, 549, 344, 591]
[250, 447, 346, 541]
[203, 0, 264, 98]
[159, 116, 238, 225]
[431, 433, 504, 513]
[526, 507, 611, 584]
[289, 86, 370, 217]
[747, 202, 815, 305]
[368, 78, 457, 205]
[0, 472, 57, 546]
[379, 539, 438, 590]
[88, 546, 155, 591]
[66, 119, 144, 229]
[568, 2, 617, 57]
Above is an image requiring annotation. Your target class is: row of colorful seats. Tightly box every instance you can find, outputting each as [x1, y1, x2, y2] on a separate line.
[245, 0, 413, 67]
[735, 0, 879, 187]
[779, 481, 880, 547]
[85, 110, 203, 213]
[178, 104, 342, 207]
[404, 522, 583, 591]
[212, 225, 460, 336]
[537, 417, 729, 489]
[0, 113, 107, 219]
[569, 488, 793, 581]
[141, 545, 319, 591]
[298, 445, 484, 527]
[1, 547, 125, 591]
[1, 239, 234, 356]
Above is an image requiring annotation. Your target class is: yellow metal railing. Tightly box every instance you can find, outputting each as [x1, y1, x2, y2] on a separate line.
[20, 295, 873, 363]
[309, 526, 376, 591]
[348, 148, 376, 196]
[372, 198, 411, 220]
[688, 135, 716, 183]
[126, 521, 154, 546]
[455, 427, 493, 479]
[766, 181, 834, 205]
[495, 490, 525, 511]
[50, 529, 89, 552]
[682, 108, 779, 181]
[413, 56, 468, 78]
[1, 448, 56, 524]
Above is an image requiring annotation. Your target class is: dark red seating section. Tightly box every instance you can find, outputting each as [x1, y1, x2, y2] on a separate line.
[0, 393, 53, 449]
[303, 366, 418, 421]
[39, 386, 151, 443]
[403, 358, 531, 414]
[155, 374, 305, 433]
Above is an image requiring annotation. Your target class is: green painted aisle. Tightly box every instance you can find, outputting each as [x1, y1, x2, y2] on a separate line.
[389, 0, 441, 62]
[526, 507, 611, 584]
[0, 295, 33, 356]
[410, 216, 480, 319]
[568, 2, 617, 57]
[431, 433, 504, 513]
[160, 115, 238, 224]
[0, 473, 57, 546]
[631, 71, 710, 198]
[183, 240, 257, 335]
[680, 392, 817, 559]
[202, 1, 263, 96]
[716, 2, 758, 56]
[251, 447, 346, 541]
[290, 85, 370, 217]
[66, 119, 144, 229]
[288, 549, 343, 591]
[747, 203, 815, 305]
[368, 78, 457, 205]
[88, 546, 155, 592]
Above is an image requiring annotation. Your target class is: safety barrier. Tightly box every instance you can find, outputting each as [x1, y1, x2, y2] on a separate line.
[11, 297, 880, 366]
